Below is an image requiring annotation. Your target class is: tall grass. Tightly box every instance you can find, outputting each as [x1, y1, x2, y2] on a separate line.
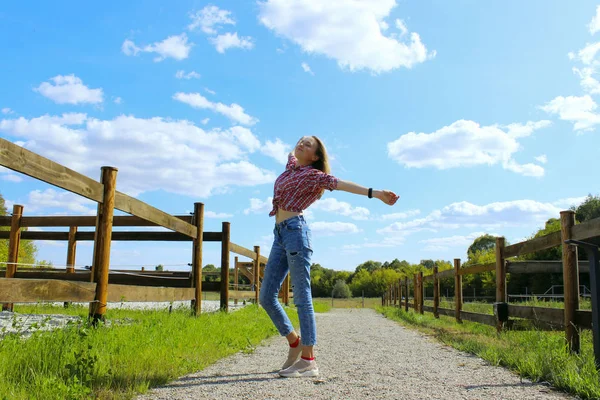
[0, 303, 299, 400]
[421, 296, 592, 315]
[380, 306, 600, 399]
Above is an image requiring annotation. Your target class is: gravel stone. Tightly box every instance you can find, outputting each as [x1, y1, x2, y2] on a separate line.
[138, 308, 575, 400]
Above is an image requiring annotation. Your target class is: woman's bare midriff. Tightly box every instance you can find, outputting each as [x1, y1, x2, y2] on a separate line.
[276, 209, 303, 224]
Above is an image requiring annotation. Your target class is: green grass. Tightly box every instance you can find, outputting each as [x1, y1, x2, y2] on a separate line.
[0, 303, 299, 400]
[312, 300, 331, 313]
[420, 297, 592, 314]
[379, 306, 600, 399]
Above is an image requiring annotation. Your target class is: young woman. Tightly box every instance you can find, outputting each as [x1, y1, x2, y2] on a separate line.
[259, 136, 399, 378]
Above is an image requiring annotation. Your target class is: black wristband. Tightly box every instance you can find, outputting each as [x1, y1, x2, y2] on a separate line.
[368, 188, 373, 198]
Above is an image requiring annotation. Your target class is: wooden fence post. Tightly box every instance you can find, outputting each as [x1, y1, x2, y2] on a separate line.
[561, 210, 580, 353]
[220, 222, 231, 312]
[89, 167, 117, 325]
[454, 258, 462, 323]
[384, 287, 387, 306]
[254, 245, 261, 306]
[234, 256, 239, 306]
[64, 225, 78, 308]
[398, 279, 403, 309]
[90, 193, 103, 285]
[419, 271, 424, 314]
[433, 266, 439, 318]
[192, 202, 204, 316]
[2, 204, 23, 312]
[413, 274, 418, 311]
[404, 276, 409, 312]
[66, 226, 77, 274]
[495, 236, 507, 332]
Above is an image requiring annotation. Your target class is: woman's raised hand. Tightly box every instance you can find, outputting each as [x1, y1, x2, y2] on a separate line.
[377, 190, 400, 206]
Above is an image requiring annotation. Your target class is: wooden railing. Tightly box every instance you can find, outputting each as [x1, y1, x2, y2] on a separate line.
[0, 137, 280, 319]
[384, 211, 600, 353]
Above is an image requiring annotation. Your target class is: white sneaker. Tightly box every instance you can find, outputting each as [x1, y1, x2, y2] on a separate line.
[281, 343, 303, 370]
[278, 358, 319, 378]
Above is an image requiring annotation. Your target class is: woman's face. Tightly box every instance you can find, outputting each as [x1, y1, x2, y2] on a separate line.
[294, 136, 319, 164]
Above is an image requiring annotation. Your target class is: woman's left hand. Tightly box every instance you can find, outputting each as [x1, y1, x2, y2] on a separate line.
[376, 190, 400, 206]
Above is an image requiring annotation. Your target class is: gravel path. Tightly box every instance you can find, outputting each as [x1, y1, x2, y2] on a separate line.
[138, 308, 574, 400]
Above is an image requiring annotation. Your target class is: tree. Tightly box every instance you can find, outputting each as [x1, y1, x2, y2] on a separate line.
[332, 279, 351, 298]
[573, 194, 600, 223]
[155, 264, 164, 271]
[355, 260, 382, 274]
[203, 264, 219, 282]
[420, 259, 435, 269]
[467, 234, 496, 256]
[0, 192, 38, 267]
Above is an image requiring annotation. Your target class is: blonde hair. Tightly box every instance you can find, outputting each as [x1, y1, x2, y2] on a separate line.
[311, 136, 331, 198]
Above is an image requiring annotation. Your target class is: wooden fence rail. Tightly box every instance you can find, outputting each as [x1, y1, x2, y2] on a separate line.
[0, 137, 284, 319]
[383, 212, 600, 354]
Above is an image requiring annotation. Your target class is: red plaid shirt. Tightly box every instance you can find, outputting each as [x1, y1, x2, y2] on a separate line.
[269, 153, 339, 217]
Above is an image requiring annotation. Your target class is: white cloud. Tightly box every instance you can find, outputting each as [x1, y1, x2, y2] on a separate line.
[175, 70, 201, 79]
[377, 199, 563, 237]
[380, 209, 420, 220]
[505, 120, 552, 138]
[387, 119, 549, 177]
[311, 198, 370, 220]
[503, 159, 545, 177]
[188, 5, 235, 34]
[210, 32, 254, 53]
[0, 166, 23, 183]
[114, 97, 123, 104]
[568, 41, 600, 95]
[34, 75, 103, 105]
[261, 138, 289, 164]
[310, 221, 360, 236]
[0, 113, 276, 198]
[342, 235, 407, 250]
[205, 88, 216, 95]
[201, 118, 210, 125]
[540, 95, 600, 131]
[535, 154, 547, 164]
[223, 126, 261, 152]
[571, 42, 600, 65]
[205, 210, 233, 218]
[244, 197, 273, 215]
[14, 189, 97, 215]
[552, 196, 587, 208]
[1, 174, 22, 183]
[395, 19, 408, 36]
[258, 0, 435, 73]
[301, 62, 314, 75]
[419, 231, 496, 252]
[122, 34, 192, 62]
[173, 92, 258, 126]
[573, 67, 600, 95]
[1, 108, 13, 115]
[590, 5, 600, 35]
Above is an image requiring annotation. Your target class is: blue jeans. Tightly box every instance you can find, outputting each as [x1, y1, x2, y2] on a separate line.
[259, 215, 317, 346]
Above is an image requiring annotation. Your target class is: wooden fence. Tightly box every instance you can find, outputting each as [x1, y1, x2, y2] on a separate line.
[383, 211, 600, 353]
[0, 137, 286, 321]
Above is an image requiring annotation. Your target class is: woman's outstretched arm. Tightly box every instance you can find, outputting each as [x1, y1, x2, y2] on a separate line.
[335, 180, 399, 206]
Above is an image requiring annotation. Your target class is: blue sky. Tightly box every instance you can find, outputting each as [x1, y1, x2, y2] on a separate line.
[0, 1, 598, 272]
